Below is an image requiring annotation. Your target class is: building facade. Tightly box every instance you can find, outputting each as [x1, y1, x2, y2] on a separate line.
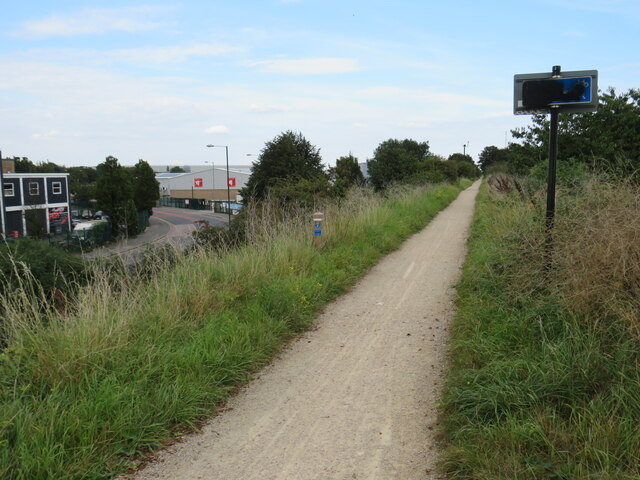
[155, 166, 250, 202]
[1, 172, 72, 238]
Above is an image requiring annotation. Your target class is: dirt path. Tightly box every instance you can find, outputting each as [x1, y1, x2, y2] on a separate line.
[124, 181, 480, 480]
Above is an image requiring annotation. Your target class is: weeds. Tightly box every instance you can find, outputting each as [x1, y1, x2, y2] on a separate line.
[441, 176, 640, 479]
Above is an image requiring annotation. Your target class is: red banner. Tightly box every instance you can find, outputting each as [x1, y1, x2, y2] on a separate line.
[228, 177, 236, 187]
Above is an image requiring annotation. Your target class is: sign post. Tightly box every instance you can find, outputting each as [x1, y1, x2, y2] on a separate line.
[312, 212, 324, 247]
[514, 65, 598, 243]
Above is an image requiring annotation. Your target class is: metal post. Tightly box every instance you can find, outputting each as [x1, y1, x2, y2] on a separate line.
[0, 150, 5, 238]
[207, 144, 232, 225]
[546, 65, 561, 232]
[544, 65, 562, 271]
[547, 107, 559, 231]
[225, 146, 231, 225]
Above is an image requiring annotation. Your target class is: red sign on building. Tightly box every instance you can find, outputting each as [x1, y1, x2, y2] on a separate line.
[228, 177, 236, 187]
[194, 178, 203, 188]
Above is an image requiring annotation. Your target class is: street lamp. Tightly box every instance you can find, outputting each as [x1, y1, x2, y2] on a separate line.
[204, 160, 215, 209]
[206, 144, 231, 225]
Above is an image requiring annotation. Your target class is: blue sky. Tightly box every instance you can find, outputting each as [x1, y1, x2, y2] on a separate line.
[1, 1, 638, 167]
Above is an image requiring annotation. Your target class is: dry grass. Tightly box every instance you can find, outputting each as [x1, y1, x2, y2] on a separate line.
[554, 178, 640, 333]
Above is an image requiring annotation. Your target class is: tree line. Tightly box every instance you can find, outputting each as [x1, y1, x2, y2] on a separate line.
[240, 131, 481, 206]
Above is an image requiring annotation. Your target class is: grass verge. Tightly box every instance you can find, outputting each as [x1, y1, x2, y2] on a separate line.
[0, 180, 471, 480]
[440, 177, 640, 479]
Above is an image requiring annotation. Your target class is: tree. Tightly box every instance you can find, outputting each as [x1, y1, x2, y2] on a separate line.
[68, 166, 98, 202]
[132, 159, 159, 216]
[329, 154, 365, 196]
[330, 154, 364, 185]
[366, 138, 430, 190]
[511, 88, 640, 176]
[447, 153, 474, 164]
[96, 156, 134, 237]
[169, 166, 186, 173]
[478, 146, 509, 173]
[241, 130, 326, 202]
[13, 157, 36, 172]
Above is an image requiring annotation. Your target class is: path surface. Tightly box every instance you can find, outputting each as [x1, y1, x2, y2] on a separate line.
[124, 181, 480, 480]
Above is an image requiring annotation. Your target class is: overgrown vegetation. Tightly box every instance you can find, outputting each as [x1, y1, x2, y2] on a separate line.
[0, 180, 470, 479]
[441, 175, 640, 478]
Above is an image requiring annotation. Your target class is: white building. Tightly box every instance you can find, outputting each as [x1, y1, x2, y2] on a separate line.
[156, 166, 250, 202]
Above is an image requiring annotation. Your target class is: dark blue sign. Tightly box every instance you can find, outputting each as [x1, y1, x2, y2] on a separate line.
[314, 229, 322, 236]
[550, 77, 592, 104]
[314, 221, 322, 228]
[523, 77, 592, 109]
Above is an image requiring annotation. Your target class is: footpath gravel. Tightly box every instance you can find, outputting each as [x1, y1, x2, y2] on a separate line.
[123, 181, 480, 480]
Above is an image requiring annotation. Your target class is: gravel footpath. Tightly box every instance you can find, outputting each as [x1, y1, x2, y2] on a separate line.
[123, 181, 480, 480]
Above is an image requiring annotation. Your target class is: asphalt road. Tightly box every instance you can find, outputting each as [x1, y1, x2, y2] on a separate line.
[83, 207, 229, 260]
[153, 207, 228, 228]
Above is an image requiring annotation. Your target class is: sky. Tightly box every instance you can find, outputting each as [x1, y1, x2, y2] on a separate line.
[1, 0, 639, 168]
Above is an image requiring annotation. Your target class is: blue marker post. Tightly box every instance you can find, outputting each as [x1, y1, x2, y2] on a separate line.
[312, 212, 324, 247]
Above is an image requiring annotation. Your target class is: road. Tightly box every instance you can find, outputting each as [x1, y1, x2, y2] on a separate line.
[122, 181, 480, 480]
[153, 207, 228, 228]
[83, 207, 228, 260]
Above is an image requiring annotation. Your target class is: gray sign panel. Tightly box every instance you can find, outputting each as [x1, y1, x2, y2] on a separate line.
[514, 69, 598, 114]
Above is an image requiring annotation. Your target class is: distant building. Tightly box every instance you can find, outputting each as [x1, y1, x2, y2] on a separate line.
[0, 159, 71, 238]
[151, 164, 253, 175]
[155, 167, 250, 202]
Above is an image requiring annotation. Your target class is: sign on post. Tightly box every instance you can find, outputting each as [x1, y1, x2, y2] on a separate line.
[312, 212, 324, 247]
[514, 69, 598, 115]
[514, 66, 598, 265]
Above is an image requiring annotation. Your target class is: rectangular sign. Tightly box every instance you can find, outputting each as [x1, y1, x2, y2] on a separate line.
[514, 69, 598, 114]
[194, 178, 203, 188]
[228, 177, 236, 187]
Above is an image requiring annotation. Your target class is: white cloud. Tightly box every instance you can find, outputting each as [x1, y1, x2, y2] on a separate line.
[17, 6, 171, 38]
[358, 86, 508, 108]
[205, 125, 230, 134]
[31, 130, 62, 139]
[247, 58, 361, 75]
[400, 122, 432, 128]
[248, 103, 287, 113]
[113, 43, 243, 64]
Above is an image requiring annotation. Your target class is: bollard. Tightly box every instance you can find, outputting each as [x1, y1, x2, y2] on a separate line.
[312, 212, 324, 247]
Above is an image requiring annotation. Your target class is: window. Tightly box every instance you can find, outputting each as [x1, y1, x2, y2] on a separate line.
[52, 182, 62, 195]
[29, 182, 39, 196]
[3, 183, 14, 197]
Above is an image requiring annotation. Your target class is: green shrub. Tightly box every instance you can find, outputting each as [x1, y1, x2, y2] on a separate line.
[0, 238, 85, 297]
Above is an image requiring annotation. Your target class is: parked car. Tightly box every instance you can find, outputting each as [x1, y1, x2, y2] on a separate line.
[92, 210, 109, 221]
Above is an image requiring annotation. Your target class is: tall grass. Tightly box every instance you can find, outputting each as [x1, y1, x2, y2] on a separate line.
[0, 180, 470, 479]
[441, 176, 640, 479]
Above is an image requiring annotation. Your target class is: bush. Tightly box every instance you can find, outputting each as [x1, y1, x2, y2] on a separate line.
[0, 238, 85, 298]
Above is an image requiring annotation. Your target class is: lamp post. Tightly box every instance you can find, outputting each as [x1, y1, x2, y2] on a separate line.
[204, 160, 215, 210]
[206, 144, 231, 225]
